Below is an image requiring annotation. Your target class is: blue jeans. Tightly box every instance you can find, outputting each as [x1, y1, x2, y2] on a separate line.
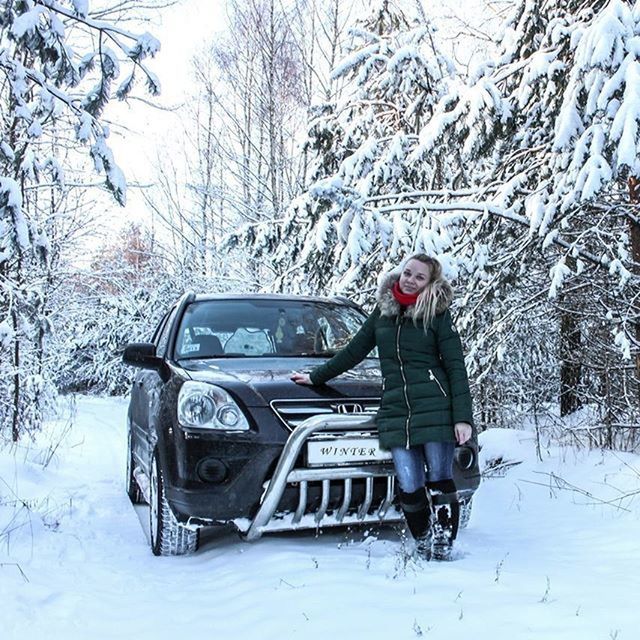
[391, 442, 455, 493]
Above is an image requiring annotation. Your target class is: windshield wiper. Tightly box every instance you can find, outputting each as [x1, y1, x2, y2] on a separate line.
[299, 350, 338, 357]
[178, 353, 248, 360]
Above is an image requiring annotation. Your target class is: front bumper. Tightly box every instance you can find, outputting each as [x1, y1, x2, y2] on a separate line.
[158, 414, 481, 538]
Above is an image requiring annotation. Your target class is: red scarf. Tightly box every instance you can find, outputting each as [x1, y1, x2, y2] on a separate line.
[392, 281, 419, 306]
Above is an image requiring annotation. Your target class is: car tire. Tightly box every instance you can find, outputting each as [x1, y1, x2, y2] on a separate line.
[126, 422, 144, 504]
[459, 496, 473, 529]
[149, 449, 200, 556]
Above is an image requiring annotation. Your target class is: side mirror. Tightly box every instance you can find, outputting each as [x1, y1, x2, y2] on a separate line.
[123, 343, 164, 371]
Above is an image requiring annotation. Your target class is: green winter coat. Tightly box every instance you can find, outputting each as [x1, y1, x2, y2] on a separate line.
[310, 271, 474, 450]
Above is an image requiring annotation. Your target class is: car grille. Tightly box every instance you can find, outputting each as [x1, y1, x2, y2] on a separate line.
[270, 398, 380, 431]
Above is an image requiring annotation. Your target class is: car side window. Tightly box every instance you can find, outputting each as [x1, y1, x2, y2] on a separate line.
[155, 307, 178, 358]
[151, 311, 171, 345]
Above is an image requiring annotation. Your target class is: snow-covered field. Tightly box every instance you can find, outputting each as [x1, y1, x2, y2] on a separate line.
[1, 396, 639, 640]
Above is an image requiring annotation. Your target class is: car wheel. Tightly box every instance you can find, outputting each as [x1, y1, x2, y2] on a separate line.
[149, 449, 200, 556]
[459, 496, 473, 529]
[126, 422, 144, 504]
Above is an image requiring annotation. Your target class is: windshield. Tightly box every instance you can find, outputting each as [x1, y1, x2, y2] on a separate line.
[175, 298, 377, 359]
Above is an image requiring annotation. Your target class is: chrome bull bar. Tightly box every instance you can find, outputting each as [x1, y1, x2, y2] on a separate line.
[243, 414, 402, 541]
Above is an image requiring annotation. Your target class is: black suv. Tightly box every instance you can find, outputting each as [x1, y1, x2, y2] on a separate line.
[123, 293, 480, 555]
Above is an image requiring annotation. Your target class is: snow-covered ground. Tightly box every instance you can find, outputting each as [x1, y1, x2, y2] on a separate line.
[1, 396, 639, 640]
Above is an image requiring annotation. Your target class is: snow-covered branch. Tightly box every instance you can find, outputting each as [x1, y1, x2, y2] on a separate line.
[364, 196, 616, 270]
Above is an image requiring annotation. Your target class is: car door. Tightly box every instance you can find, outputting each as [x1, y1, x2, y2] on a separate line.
[129, 312, 168, 431]
[134, 308, 176, 474]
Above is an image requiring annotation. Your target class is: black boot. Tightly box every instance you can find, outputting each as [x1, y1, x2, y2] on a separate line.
[427, 480, 460, 561]
[398, 487, 432, 560]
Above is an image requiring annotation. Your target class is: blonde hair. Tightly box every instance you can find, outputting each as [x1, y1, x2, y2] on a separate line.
[402, 253, 448, 330]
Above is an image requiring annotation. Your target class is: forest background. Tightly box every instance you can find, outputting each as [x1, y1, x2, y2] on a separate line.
[1, 0, 639, 453]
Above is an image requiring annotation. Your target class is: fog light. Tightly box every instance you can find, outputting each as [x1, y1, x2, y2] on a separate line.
[455, 446, 475, 471]
[196, 458, 228, 483]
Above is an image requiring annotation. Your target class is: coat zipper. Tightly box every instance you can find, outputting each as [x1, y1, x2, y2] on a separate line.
[429, 369, 447, 397]
[396, 318, 412, 449]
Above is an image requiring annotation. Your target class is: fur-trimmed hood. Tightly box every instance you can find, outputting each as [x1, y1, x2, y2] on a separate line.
[376, 269, 453, 318]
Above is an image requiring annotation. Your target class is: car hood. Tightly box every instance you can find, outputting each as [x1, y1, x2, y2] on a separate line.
[178, 356, 382, 406]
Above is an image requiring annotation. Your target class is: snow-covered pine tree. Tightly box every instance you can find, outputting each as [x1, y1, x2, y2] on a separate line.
[230, 0, 459, 299]
[0, 0, 161, 440]
[401, 0, 640, 442]
[296, 0, 459, 297]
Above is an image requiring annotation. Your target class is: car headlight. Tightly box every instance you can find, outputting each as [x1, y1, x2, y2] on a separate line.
[177, 381, 250, 431]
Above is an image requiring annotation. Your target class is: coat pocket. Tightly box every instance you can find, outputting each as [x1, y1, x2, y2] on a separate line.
[428, 369, 447, 397]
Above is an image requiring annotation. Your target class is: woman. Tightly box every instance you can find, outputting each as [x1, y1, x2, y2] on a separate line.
[291, 254, 473, 560]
